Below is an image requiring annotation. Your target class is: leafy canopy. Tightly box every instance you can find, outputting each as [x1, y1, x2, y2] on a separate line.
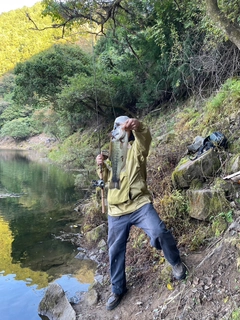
[13, 44, 92, 107]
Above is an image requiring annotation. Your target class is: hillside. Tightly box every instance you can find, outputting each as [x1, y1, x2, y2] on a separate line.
[73, 227, 240, 320]
[0, 2, 93, 77]
[66, 89, 240, 320]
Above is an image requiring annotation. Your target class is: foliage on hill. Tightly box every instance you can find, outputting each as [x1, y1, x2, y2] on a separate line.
[0, 0, 240, 152]
[0, 2, 61, 76]
[0, 1, 93, 77]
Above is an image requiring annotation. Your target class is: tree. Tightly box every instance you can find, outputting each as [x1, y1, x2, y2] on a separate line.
[39, 0, 240, 107]
[0, 117, 39, 139]
[0, 2, 64, 76]
[4, 0, 240, 137]
[206, 0, 240, 50]
[13, 44, 91, 107]
[40, 0, 126, 34]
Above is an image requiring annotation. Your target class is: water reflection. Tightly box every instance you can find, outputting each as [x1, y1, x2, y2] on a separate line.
[0, 150, 96, 320]
[0, 216, 48, 287]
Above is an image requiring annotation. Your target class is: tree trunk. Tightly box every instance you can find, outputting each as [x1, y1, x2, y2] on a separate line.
[206, 0, 240, 50]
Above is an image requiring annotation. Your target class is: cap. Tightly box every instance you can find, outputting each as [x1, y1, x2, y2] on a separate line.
[113, 116, 130, 130]
[114, 115, 130, 124]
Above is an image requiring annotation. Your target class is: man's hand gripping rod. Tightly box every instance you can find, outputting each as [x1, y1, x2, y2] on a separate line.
[92, 151, 108, 214]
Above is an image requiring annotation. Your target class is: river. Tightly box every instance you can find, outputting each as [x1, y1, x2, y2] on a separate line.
[0, 150, 96, 320]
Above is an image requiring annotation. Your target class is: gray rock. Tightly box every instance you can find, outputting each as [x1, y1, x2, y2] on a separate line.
[187, 136, 204, 153]
[187, 189, 230, 220]
[85, 223, 107, 243]
[84, 289, 99, 306]
[38, 283, 76, 320]
[75, 252, 87, 260]
[97, 239, 107, 248]
[172, 149, 221, 189]
[94, 274, 104, 285]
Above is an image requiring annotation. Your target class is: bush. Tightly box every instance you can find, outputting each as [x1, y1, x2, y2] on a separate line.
[0, 117, 39, 139]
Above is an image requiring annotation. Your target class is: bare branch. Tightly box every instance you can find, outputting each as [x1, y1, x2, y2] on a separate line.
[25, 0, 130, 37]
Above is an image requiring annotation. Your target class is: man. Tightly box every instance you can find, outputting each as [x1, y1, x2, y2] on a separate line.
[96, 116, 186, 311]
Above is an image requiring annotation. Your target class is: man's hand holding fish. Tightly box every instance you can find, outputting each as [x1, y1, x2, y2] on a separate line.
[120, 118, 140, 132]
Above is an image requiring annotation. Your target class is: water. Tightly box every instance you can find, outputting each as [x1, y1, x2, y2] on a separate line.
[0, 150, 96, 320]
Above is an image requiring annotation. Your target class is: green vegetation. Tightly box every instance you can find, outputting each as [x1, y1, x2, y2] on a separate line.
[13, 44, 92, 108]
[2, 4, 240, 317]
[230, 308, 240, 320]
[1, 0, 240, 143]
[210, 211, 234, 236]
[0, 117, 40, 139]
[0, 1, 240, 252]
[0, 3, 62, 76]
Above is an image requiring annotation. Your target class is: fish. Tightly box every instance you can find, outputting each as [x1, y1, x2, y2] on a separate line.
[109, 126, 128, 189]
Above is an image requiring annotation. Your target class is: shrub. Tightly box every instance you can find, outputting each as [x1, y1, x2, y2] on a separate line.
[0, 117, 39, 139]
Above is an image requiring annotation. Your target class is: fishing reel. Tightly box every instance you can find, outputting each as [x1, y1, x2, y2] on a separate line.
[92, 179, 105, 189]
[92, 150, 108, 190]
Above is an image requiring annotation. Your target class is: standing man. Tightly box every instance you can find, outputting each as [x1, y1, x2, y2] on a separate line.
[96, 116, 186, 311]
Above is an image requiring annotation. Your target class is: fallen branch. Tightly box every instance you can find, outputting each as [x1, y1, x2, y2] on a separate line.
[223, 170, 240, 180]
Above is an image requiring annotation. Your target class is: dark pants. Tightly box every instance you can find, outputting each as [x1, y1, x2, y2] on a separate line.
[108, 203, 181, 295]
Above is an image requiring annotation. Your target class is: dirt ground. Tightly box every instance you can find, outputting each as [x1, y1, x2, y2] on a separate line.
[72, 214, 240, 320]
[0, 134, 57, 151]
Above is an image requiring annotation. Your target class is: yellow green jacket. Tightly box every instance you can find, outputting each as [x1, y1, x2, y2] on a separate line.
[97, 122, 152, 216]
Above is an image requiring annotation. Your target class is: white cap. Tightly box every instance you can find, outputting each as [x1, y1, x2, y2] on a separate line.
[113, 116, 130, 130]
[114, 116, 130, 124]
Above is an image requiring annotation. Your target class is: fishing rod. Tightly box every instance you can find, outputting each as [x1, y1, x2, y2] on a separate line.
[89, 10, 107, 215]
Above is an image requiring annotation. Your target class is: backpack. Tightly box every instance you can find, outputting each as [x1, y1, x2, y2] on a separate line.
[189, 131, 228, 161]
[203, 131, 228, 149]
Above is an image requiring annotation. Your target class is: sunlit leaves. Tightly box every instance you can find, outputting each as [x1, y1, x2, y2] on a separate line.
[0, 2, 63, 76]
[13, 44, 91, 107]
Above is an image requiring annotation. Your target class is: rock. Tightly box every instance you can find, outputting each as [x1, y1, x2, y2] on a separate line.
[38, 283, 76, 320]
[97, 239, 107, 249]
[187, 136, 204, 153]
[172, 149, 221, 189]
[228, 154, 240, 172]
[84, 289, 99, 306]
[187, 188, 230, 220]
[94, 274, 104, 285]
[85, 223, 107, 243]
[228, 221, 240, 232]
[75, 252, 87, 260]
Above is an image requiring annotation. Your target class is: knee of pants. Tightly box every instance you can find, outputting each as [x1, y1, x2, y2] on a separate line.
[150, 237, 162, 250]
[109, 240, 127, 258]
[148, 224, 168, 240]
[150, 229, 175, 250]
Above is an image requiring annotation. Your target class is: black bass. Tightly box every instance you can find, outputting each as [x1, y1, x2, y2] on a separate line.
[109, 127, 128, 189]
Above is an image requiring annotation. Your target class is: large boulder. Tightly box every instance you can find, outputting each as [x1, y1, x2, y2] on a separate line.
[85, 223, 107, 243]
[227, 153, 240, 173]
[187, 188, 230, 221]
[172, 149, 221, 189]
[38, 283, 76, 320]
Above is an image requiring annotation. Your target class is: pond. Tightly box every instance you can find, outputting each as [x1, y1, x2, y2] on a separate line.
[0, 150, 96, 320]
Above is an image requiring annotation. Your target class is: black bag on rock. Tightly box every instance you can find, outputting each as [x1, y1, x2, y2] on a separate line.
[188, 131, 228, 161]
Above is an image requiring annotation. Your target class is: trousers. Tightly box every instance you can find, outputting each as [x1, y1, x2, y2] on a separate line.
[108, 203, 181, 295]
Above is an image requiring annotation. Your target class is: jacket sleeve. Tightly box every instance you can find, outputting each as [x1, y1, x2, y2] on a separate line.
[133, 122, 152, 157]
